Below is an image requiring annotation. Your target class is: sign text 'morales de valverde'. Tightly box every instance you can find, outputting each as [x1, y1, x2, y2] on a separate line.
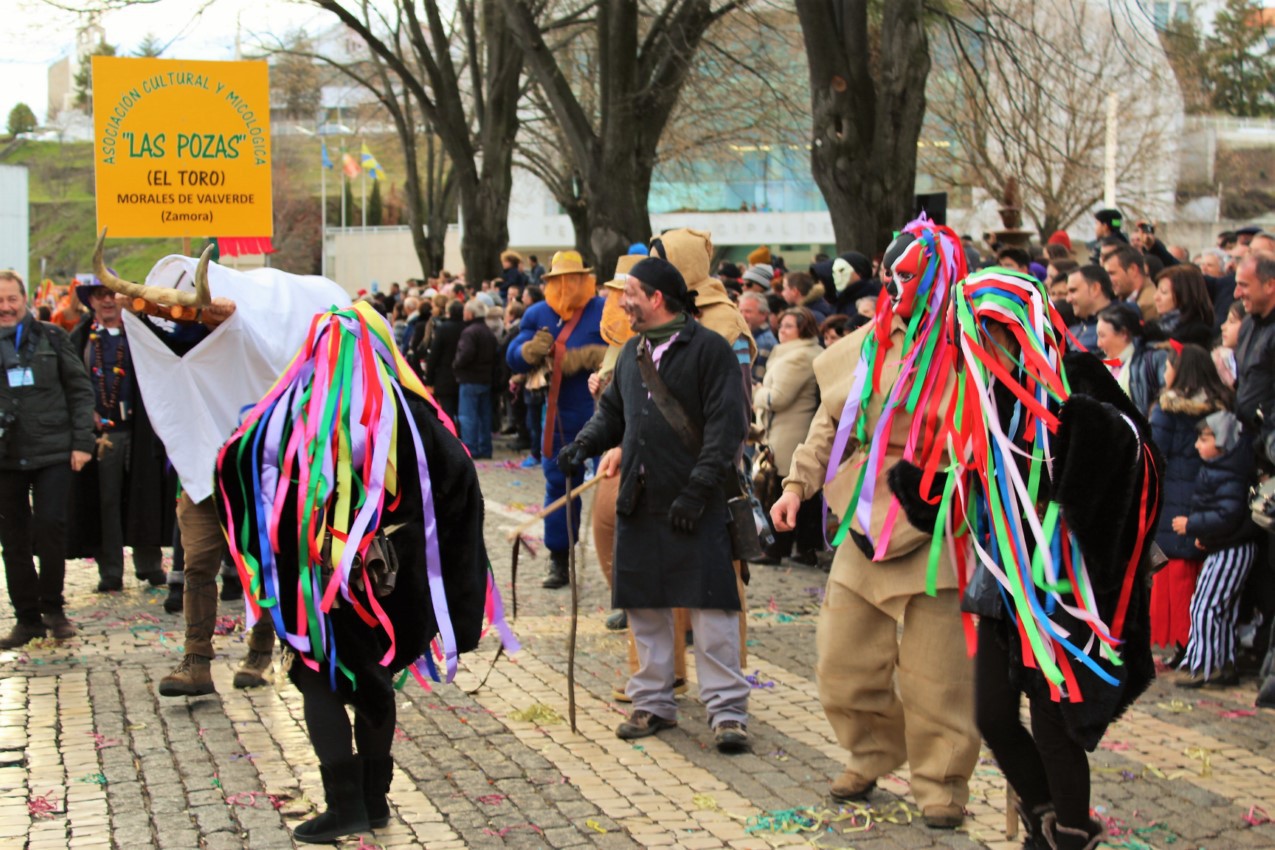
[93, 57, 273, 239]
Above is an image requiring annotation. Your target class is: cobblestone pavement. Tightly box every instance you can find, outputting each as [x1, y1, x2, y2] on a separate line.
[3, 444, 1275, 849]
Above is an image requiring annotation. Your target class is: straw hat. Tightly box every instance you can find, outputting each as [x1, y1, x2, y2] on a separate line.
[603, 254, 642, 291]
[542, 250, 593, 279]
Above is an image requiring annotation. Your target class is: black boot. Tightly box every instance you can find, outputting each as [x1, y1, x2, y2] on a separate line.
[163, 583, 184, 615]
[294, 758, 370, 843]
[542, 550, 569, 589]
[362, 756, 394, 829]
[1041, 813, 1104, 850]
[1016, 802, 1053, 850]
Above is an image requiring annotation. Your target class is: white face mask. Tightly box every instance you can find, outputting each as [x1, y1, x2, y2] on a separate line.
[832, 258, 854, 293]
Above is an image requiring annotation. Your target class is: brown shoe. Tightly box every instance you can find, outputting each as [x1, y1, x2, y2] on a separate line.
[615, 710, 677, 740]
[159, 654, 215, 697]
[922, 804, 964, 829]
[829, 769, 876, 802]
[41, 612, 76, 640]
[232, 649, 272, 690]
[0, 622, 46, 649]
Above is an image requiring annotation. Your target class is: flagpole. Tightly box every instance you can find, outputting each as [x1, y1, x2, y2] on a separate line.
[320, 143, 328, 279]
[341, 143, 347, 231]
[361, 148, 368, 292]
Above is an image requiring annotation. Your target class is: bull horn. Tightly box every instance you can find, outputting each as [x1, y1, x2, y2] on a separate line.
[192, 244, 213, 307]
[93, 228, 212, 309]
[93, 228, 147, 300]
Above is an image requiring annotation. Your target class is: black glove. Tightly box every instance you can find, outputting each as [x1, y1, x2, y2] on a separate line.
[886, 460, 947, 532]
[669, 479, 715, 534]
[556, 441, 587, 478]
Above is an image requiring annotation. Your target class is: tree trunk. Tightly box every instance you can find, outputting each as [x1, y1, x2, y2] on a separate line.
[798, 0, 930, 254]
[586, 163, 652, 283]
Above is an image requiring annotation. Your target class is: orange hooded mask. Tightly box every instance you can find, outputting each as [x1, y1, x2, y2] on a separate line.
[542, 250, 596, 319]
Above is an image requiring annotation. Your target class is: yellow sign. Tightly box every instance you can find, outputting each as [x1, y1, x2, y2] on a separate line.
[93, 57, 272, 238]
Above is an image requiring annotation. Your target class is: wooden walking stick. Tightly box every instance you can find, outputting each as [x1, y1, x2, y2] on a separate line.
[504, 474, 604, 541]
[564, 467, 580, 733]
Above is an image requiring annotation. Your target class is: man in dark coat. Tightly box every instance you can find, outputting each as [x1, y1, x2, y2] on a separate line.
[0, 270, 95, 647]
[453, 299, 498, 458]
[558, 257, 751, 754]
[67, 279, 174, 592]
[424, 300, 464, 427]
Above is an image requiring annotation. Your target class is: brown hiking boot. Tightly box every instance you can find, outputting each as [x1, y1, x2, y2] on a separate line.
[829, 769, 876, 802]
[233, 649, 273, 690]
[159, 654, 215, 697]
[41, 612, 76, 640]
[0, 622, 46, 649]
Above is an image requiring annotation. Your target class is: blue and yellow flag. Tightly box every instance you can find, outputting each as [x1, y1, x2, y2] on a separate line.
[360, 143, 385, 181]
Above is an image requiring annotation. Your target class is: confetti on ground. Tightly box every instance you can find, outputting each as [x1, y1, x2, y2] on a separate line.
[508, 703, 563, 724]
[77, 773, 106, 786]
[476, 793, 506, 805]
[745, 669, 776, 689]
[213, 615, 243, 636]
[481, 823, 543, 837]
[743, 801, 918, 835]
[89, 732, 121, 750]
[28, 790, 60, 818]
[584, 819, 608, 833]
[394, 727, 410, 742]
[1155, 699, 1193, 713]
[1245, 805, 1271, 826]
[226, 791, 284, 809]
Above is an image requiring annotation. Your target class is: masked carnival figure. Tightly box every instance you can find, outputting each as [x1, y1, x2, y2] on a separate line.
[215, 302, 515, 843]
[506, 251, 606, 589]
[888, 267, 1161, 850]
[771, 218, 980, 829]
[92, 232, 351, 696]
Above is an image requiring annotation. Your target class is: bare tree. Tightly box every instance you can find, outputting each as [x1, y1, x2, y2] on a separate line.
[927, 0, 1180, 239]
[310, 0, 522, 281]
[796, 0, 931, 255]
[500, 0, 744, 278]
[263, 23, 459, 278]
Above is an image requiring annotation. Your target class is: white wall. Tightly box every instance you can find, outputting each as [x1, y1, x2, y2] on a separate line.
[0, 166, 29, 279]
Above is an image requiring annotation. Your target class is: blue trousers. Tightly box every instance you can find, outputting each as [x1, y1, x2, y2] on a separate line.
[458, 383, 493, 458]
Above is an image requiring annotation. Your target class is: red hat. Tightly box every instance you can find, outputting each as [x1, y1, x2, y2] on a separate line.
[1047, 230, 1072, 251]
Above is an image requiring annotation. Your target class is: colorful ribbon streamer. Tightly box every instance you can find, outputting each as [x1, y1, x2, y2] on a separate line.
[216, 301, 513, 690]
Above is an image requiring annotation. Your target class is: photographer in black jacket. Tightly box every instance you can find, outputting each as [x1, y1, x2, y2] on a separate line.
[0, 270, 95, 647]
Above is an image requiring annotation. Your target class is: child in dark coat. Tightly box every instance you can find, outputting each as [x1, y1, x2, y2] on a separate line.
[1171, 410, 1260, 686]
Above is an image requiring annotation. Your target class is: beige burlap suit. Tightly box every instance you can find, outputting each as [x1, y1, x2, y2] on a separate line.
[782, 316, 980, 812]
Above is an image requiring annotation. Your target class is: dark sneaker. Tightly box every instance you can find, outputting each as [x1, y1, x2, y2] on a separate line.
[139, 571, 168, 588]
[95, 579, 123, 593]
[0, 622, 47, 649]
[714, 720, 749, 753]
[605, 610, 627, 631]
[233, 649, 272, 690]
[41, 612, 76, 640]
[615, 710, 677, 740]
[159, 654, 215, 697]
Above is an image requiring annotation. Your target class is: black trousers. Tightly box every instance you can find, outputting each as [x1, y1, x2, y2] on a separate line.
[0, 463, 72, 624]
[975, 617, 1090, 829]
[292, 660, 395, 765]
[94, 431, 163, 583]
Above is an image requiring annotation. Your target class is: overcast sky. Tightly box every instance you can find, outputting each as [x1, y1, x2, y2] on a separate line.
[0, 0, 331, 124]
